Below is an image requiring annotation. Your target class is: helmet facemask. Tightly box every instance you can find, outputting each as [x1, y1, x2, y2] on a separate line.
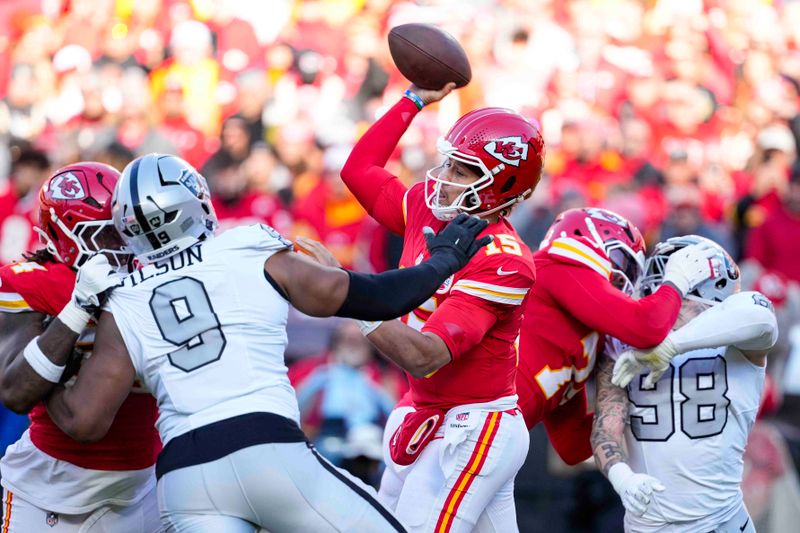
[425, 138, 498, 221]
[581, 216, 645, 295]
[36, 207, 132, 271]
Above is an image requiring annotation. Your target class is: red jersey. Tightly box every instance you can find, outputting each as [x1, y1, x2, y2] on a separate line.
[341, 97, 536, 411]
[516, 236, 682, 464]
[0, 259, 160, 470]
[744, 203, 800, 283]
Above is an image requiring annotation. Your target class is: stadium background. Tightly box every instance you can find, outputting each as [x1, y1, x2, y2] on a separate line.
[1, 0, 800, 531]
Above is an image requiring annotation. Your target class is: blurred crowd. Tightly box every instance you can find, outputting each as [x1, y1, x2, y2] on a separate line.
[2, 0, 800, 531]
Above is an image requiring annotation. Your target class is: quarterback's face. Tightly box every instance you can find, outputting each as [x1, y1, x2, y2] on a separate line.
[438, 159, 480, 205]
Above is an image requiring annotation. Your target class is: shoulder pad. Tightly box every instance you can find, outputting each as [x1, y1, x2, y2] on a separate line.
[223, 224, 293, 253]
[545, 236, 611, 279]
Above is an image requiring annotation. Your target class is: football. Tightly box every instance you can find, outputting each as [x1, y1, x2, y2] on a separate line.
[388, 23, 472, 90]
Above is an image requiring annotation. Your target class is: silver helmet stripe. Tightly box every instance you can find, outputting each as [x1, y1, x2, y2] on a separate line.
[129, 157, 163, 250]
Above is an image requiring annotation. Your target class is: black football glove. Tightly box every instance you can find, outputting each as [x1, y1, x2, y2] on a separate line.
[423, 213, 492, 276]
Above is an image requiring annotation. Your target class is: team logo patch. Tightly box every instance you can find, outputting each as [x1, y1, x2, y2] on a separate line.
[179, 169, 203, 197]
[437, 274, 454, 294]
[585, 208, 627, 227]
[46, 512, 59, 527]
[49, 172, 86, 200]
[484, 136, 529, 167]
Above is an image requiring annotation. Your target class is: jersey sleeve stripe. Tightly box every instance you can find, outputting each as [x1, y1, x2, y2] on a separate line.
[549, 239, 611, 278]
[0, 293, 32, 312]
[402, 189, 410, 225]
[452, 280, 528, 305]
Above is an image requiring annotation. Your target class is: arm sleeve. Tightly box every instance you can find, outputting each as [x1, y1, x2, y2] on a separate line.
[671, 291, 779, 353]
[421, 294, 498, 360]
[543, 388, 593, 466]
[547, 264, 682, 349]
[340, 98, 419, 236]
[423, 257, 534, 359]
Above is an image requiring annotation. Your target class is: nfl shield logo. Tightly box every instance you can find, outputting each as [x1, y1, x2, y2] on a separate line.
[46, 512, 59, 527]
[455, 412, 469, 422]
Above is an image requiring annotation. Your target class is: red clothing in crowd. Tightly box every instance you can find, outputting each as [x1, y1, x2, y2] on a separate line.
[212, 191, 293, 237]
[158, 117, 211, 169]
[745, 202, 800, 282]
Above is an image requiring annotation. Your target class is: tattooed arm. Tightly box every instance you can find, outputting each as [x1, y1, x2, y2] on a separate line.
[592, 354, 664, 516]
[591, 354, 629, 476]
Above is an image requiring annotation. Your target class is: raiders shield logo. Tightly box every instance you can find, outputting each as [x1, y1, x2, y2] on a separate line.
[49, 172, 86, 200]
[484, 136, 529, 167]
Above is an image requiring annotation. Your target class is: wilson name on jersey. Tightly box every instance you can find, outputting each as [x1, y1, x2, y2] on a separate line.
[108, 224, 298, 445]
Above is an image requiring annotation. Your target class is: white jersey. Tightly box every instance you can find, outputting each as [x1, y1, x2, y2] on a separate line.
[107, 224, 299, 446]
[623, 344, 765, 531]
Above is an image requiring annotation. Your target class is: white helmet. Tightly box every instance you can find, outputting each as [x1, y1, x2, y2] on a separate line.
[112, 154, 217, 264]
[640, 235, 740, 305]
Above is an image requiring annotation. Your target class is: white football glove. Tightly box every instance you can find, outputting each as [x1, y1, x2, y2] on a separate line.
[662, 242, 721, 297]
[612, 336, 678, 388]
[608, 463, 665, 517]
[58, 254, 122, 333]
[611, 351, 646, 388]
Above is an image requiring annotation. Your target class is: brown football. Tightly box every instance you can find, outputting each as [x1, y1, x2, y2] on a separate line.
[388, 23, 471, 90]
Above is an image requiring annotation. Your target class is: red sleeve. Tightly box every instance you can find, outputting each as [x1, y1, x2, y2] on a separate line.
[340, 98, 420, 236]
[421, 295, 497, 360]
[543, 388, 593, 466]
[546, 264, 681, 348]
[0, 262, 73, 316]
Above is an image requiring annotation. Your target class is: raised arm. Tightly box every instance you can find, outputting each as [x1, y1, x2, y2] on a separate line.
[341, 84, 455, 235]
[592, 355, 664, 516]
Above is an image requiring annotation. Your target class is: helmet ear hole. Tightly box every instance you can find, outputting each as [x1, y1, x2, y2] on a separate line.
[47, 223, 59, 241]
[573, 229, 582, 236]
[500, 175, 516, 193]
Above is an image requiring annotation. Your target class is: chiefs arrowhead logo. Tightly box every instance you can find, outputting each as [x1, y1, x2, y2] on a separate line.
[49, 172, 86, 200]
[484, 136, 529, 167]
[585, 208, 626, 226]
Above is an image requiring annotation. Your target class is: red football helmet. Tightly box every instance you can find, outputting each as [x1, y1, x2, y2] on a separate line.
[425, 107, 545, 220]
[542, 207, 646, 294]
[38, 162, 129, 269]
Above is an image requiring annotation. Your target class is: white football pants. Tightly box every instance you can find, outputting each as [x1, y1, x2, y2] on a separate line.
[157, 441, 405, 532]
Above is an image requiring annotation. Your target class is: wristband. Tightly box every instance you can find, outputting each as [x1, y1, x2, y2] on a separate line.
[403, 89, 425, 111]
[357, 320, 382, 336]
[23, 336, 65, 383]
[57, 301, 91, 334]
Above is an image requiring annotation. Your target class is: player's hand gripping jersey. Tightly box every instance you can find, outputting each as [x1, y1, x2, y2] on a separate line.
[341, 98, 536, 410]
[0, 258, 160, 513]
